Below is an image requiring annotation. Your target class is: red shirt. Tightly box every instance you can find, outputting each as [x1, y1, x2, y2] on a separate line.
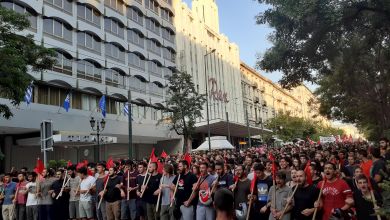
[16, 181, 28, 205]
[317, 178, 352, 220]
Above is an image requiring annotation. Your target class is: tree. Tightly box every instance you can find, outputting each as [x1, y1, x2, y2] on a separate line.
[0, 6, 55, 119]
[265, 112, 343, 142]
[255, 0, 390, 140]
[163, 71, 206, 153]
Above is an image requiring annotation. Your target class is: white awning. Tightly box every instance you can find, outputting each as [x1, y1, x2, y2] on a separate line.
[193, 136, 234, 151]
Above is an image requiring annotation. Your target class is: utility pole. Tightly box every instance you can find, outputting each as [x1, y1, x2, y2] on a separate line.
[128, 90, 133, 159]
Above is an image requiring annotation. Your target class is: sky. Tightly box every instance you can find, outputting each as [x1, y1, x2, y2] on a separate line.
[182, 0, 283, 83]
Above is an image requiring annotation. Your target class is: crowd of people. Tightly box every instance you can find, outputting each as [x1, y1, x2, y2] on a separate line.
[0, 137, 389, 220]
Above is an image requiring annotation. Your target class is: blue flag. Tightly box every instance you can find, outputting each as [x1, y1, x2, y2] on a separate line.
[63, 93, 70, 112]
[99, 95, 106, 117]
[124, 102, 129, 115]
[24, 81, 33, 105]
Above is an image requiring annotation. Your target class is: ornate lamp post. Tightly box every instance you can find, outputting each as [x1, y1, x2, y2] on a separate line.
[90, 117, 106, 161]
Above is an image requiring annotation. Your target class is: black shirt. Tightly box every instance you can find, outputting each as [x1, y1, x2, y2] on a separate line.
[123, 170, 138, 200]
[371, 159, 387, 183]
[104, 175, 122, 203]
[292, 184, 320, 220]
[353, 190, 382, 220]
[217, 173, 233, 189]
[143, 173, 162, 204]
[172, 172, 198, 206]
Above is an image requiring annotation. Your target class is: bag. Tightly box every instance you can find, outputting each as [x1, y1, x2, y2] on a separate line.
[235, 203, 248, 220]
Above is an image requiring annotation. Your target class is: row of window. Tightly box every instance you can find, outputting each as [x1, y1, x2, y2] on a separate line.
[33, 84, 165, 119]
[54, 54, 172, 87]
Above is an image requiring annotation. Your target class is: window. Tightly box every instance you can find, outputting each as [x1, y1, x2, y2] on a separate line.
[104, 0, 123, 14]
[162, 48, 175, 62]
[129, 77, 146, 92]
[77, 60, 102, 82]
[104, 18, 125, 38]
[161, 9, 173, 23]
[36, 85, 68, 107]
[145, 0, 159, 14]
[148, 61, 161, 76]
[146, 39, 161, 55]
[145, 18, 160, 35]
[162, 0, 172, 6]
[77, 32, 101, 53]
[105, 43, 125, 62]
[162, 28, 174, 42]
[1, 2, 38, 29]
[150, 83, 163, 97]
[77, 4, 101, 27]
[163, 68, 172, 78]
[106, 97, 118, 114]
[52, 52, 72, 75]
[43, 18, 72, 42]
[127, 29, 144, 48]
[128, 53, 145, 70]
[44, 0, 72, 14]
[127, 7, 143, 25]
[105, 69, 125, 88]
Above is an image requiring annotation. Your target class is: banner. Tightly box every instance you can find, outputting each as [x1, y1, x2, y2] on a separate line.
[319, 136, 336, 143]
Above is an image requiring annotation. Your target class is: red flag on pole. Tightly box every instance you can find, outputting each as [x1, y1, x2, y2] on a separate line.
[183, 153, 192, 166]
[106, 157, 114, 170]
[160, 150, 168, 159]
[67, 160, 72, 168]
[34, 158, 44, 175]
[250, 172, 257, 193]
[150, 149, 158, 163]
[157, 161, 164, 174]
[304, 161, 313, 185]
[76, 162, 84, 170]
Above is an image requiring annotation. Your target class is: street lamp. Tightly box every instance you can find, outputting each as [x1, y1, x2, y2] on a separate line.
[204, 48, 216, 151]
[90, 117, 106, 161]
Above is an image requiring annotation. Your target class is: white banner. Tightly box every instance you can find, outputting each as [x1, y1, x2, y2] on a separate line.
[319, 136, 336, 143]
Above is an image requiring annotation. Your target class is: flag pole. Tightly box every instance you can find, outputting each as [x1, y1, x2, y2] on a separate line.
[312, 178, 326, 220]
[279, 185, 298, 219]
[98, 175, 109, 209]
[170, 174, 180, 208]
[155, 176, 164, 213]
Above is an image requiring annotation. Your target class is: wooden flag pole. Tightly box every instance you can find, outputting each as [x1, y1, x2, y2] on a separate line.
[98, 175, 109, 209]
[56, 176, 71, 199]
[155, 176, 165, 213]
[312, 179, 326, 220]
[245, 190, 254, 220]
[140, 174, 152, 198]
[127, 170, 130, 200]
[370, 190, 382, 220]
[170, 174, 180, 208]
[278, 185, 298, 219]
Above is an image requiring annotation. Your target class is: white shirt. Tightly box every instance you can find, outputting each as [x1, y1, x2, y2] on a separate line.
[26, 182, 38, 206]
[79, 176, 96, 202]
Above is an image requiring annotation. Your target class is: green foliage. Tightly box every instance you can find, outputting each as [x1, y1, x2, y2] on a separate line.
[255, 0, 390, 140]
[265, 112, 343, 141]
[47, 159, 67, 169]
[162, 71, 206, 153]
[0, 6, 55, 119]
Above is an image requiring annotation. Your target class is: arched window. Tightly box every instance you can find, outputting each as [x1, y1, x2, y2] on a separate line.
[43, 18, 73, 42]
[146, 39, 161, 55]
[105, 43, 125, 62]
[77, 3, 101, 27]
[52, 51, 73, 75]
[104, 18, 125, 38]
[127, 7, 143, 25]
[105, 69, 126, 88]
[44, 0, 72, 14]
[77, 60, 102, 82]
[128, 53, 145, 70]
[127, 29, 144, 48]
[77, 32, 102, 53]
[129, 76, 147, 92]
[1, 2, 38, 29]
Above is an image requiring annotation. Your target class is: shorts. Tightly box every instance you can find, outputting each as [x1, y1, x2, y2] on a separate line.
[79, 201, 93, 219]
[69, 201, 79, 219]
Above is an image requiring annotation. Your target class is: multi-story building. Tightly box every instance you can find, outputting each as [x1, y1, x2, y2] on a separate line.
[240, 62, 331, 126]
[0, 0, 182, 170]
[173, 0, 269, 147]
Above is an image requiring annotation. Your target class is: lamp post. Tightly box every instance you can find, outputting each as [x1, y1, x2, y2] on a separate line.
[90, 117, 106, 161]
[204, 48, 216, 151]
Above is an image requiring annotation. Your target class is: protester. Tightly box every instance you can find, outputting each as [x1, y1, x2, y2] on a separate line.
[291, 170, 319, 220]
[353, 174, 382, 220]
[78, 167, 96, 220]
[26, 172, 39, 220]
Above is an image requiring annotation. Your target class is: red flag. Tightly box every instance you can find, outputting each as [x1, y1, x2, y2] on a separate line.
[183, 153, 192, 166]
[160, 150, 168, 159]
[304, 161, 313, 185]
[34, 158, 44, 175]
[317, 140, 321, 145]
[150, 149, 158, 163]
[268, 152, 275, 161]
[83, 160, 89, 167]
[106, 157, 114, 170]
[67, 160, 72, 168]
[76, 162, 84, 170]
[157, 161, 164, 174]
[250, 172, 256, 193]
[307, 136, 314, 145]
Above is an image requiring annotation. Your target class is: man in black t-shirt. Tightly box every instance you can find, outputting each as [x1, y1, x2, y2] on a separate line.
[171, 160, 198, 220]
[253, 163, 273, 220]
[136, 162, 148, 220]
[121, 160, 138, 220]
[291, 170, 319, 220]
[102, 167, 123, 220]
[215, 161, 233, 190]
[142, 162, 162, 220]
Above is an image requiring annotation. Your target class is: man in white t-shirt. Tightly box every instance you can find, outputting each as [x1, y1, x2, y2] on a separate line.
[78, 167, 96, 220]
[26, 172, 39, 220]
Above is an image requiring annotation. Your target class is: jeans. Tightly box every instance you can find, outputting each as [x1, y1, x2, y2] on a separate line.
[159, 205, 174, 220]
[196, 205, 215, 220]
[96, 199, 107, 220]
[121, 199, 136, 220]
[146, 203, 158, 220]
[106, 201, 121, 220]
[26, 205, 38, 220]
[15, 204, 26, 220]
[179, 205, 193, 220]
[38, 205, 52, 220]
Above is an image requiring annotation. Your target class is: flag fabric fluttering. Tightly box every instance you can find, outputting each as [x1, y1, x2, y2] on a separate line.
[33, 158, 44, 175]
[67, 160, 72, 168]
[304, 161, 313, 185]
[183, 153, 192, 166]
[99, 95, 106, 118]
[160, 150, 168, 159]
[268, 152, 277, 179]
[250, 172, 257, 193]
[106, 157, 114, 170]
[157, 160, 164, 174]
[63, 93, 70, 112]
[24, 81, 34, 105]
[149, 148, 158, 163]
